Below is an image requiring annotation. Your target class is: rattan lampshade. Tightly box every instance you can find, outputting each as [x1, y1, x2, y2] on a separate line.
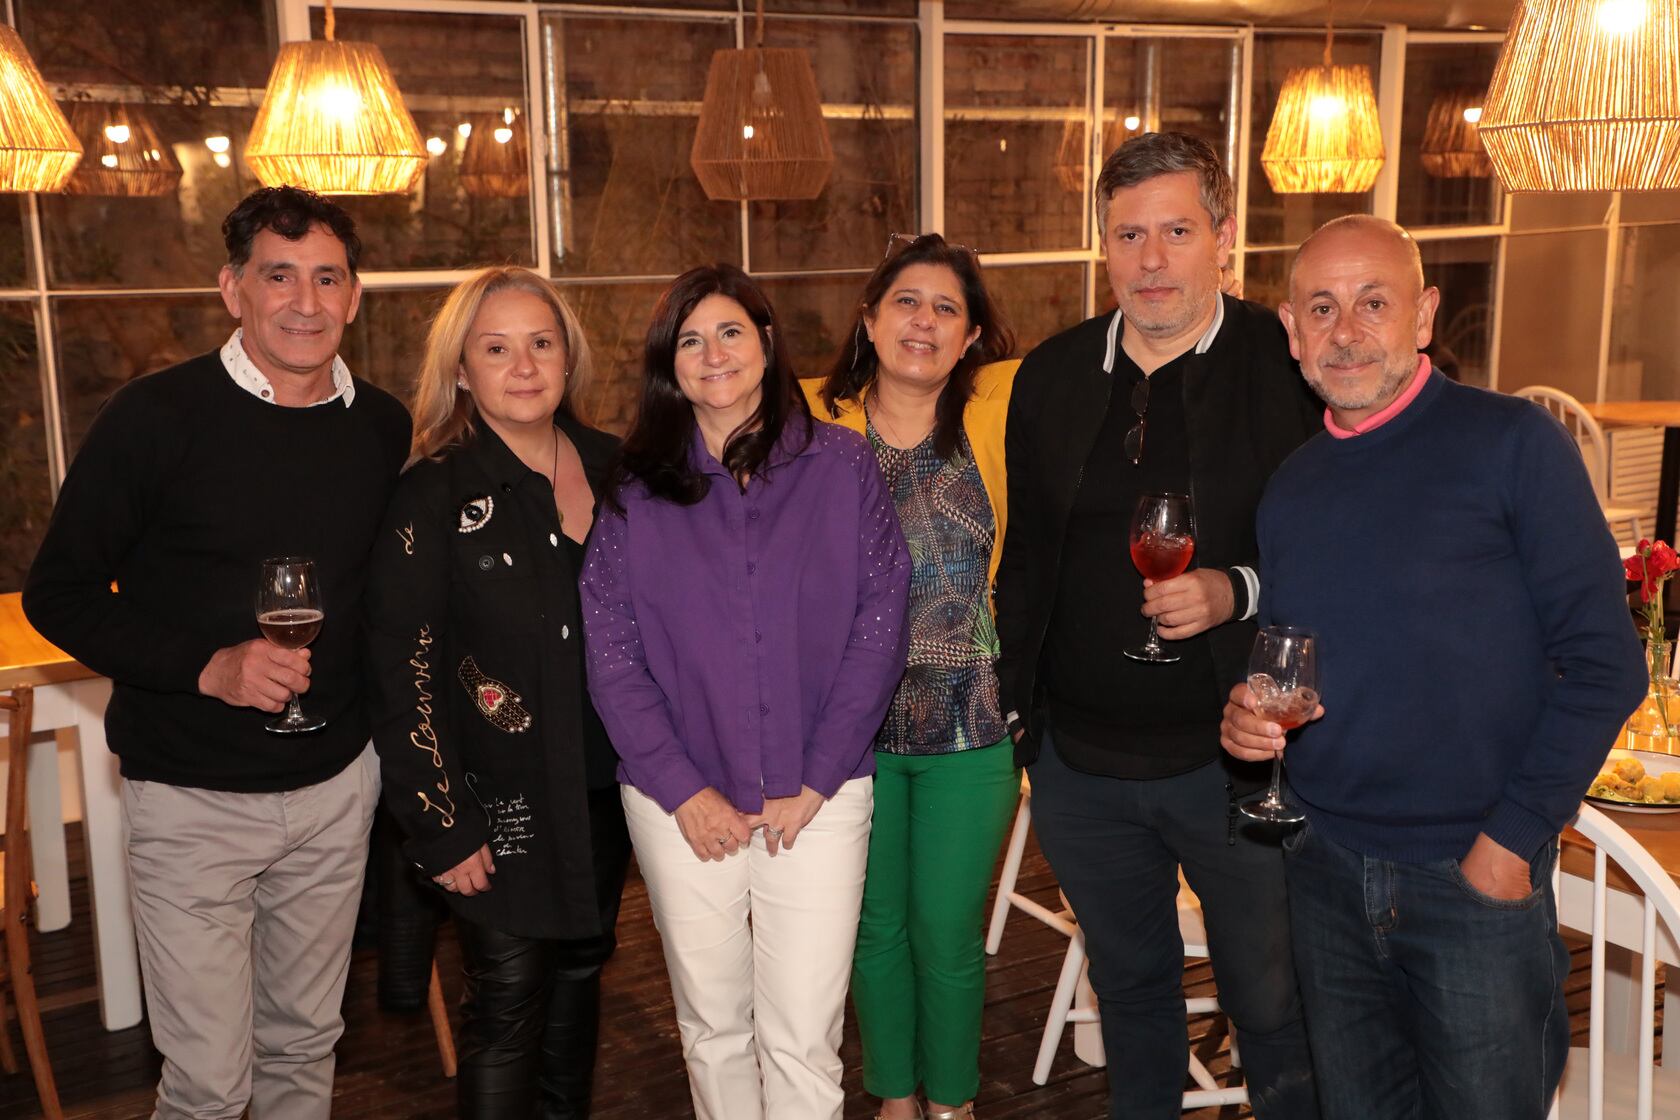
[690, 0, 833, 204]
[1261, 62, 1386, 194]
[460, 108, 528, 198]
[1480, 0, 1680, 192]
[0, 23, 81, 193]
[245, 8, 425, 196]
[1420, 89, 1493, 178]
[63, 102, 182, 197]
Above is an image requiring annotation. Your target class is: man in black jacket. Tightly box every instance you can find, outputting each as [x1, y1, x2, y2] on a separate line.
[995, 132, 1320, 1118]
[24, 187, 410, 1119]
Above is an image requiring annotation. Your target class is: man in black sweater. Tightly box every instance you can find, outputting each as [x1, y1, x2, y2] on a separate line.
[24, 187, 410, 1119]
[995, 133, 1321, 1118]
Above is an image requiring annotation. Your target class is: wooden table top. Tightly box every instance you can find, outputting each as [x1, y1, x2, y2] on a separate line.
[1582, 401, 1680, 429]
[0, 591, 96, 690]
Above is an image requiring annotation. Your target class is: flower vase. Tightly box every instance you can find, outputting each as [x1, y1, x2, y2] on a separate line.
[1627, 675, 1680, 754]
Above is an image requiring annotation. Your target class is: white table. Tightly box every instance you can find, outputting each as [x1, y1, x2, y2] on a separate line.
[1, 592, 142, 1031]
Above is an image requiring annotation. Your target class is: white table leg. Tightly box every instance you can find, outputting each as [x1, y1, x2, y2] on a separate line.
[26, 729, 70, 931]
[69, 677, 143, 1030]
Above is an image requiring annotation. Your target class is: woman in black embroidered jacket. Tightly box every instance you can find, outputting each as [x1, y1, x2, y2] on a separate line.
[365, 266, 628, 1119]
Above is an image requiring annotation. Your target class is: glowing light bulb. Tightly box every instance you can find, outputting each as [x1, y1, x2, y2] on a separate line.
[742, 124, 756, 140]
[213, 152, 232, 168]
[1597, 0, 1647, 34]
[205, 135, 231, 154]
[104, 123, 131, 144]
[426, 136, 448, 156]
[100, 153, 119, 168]
[503, 107, 515, 125]
[315, 83, 363, 123]
[1309, 94, 1346, 122]
[1462, 106, 1483, 124]
[999, 138, 1008, 153]
[1123, 115, 1141, 131]
[493, 126, 513, 144]
[457, 122, 473, 138]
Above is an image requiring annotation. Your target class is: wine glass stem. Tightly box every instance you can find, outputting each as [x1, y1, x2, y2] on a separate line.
[1267, 753, 1285, 805]
[285, 692, 304, 722]
[1145, 617, 1162, 652]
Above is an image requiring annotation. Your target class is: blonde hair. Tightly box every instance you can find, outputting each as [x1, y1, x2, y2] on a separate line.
[408, 266, 596, 467]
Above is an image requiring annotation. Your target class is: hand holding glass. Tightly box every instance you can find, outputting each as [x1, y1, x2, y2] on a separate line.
[1239, 626, 1318, 825]
[1124, 492, 1195, 663]
[257, 557, 325, 735]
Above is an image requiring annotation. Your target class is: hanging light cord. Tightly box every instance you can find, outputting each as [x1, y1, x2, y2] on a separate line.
[1323, 0, 1334, 69]
[324, 0, 335, 42]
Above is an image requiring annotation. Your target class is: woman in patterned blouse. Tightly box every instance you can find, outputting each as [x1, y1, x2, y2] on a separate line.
[809, 234, 1019, 1120]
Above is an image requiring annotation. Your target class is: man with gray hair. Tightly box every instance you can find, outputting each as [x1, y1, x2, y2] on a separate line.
[1223, 214, 1644, 1118]
[995, 131, 1321, 1117]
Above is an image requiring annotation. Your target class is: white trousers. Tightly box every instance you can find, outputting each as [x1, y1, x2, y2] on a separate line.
[622, 777, 873, 1120]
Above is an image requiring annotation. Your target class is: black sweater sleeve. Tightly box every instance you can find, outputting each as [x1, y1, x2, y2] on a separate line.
[364, 466, 491, 876]
[23, 382, 223, 693]
[994, 349, 1041, 727]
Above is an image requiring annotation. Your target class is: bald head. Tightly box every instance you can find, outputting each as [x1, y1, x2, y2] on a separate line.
[1279, 215, 1439, 430]
[1288, 215, 1424, 302]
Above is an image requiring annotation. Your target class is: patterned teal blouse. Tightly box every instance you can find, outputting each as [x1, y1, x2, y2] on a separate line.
[867, 421, 1007, 755]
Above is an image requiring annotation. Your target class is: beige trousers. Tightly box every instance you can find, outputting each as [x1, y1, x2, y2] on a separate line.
[623, 777, 873, 1120]
[123, 744, 380, 1120]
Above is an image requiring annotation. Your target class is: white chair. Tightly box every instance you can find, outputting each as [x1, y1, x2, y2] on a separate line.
[986, 776, 1074, 953]
[1512, 386, 1646, 549]
[1032, 881, 1246, 1109]
[1550, 804, 1680, 1120]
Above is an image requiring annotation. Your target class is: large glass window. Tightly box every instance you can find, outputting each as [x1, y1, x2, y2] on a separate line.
[541, 12, 739, 278]
[0, 304, 49, 591]
[1397, 42, 1503, 230]
[757, 273, 867, 382]
[337, 287, 449, 403]
[944, 35, 1090, 254]
[24, 0, 270, 290]
[313, 7, 535, 271]
[1102, 36, 1240, 176]
[1246, 31, 1382, 249]
[1420, 238, 1497, 388]
[0, 200, 28, 289]
[747, 17, 918, 272]
[563, 280, 670, 434]
[985, 262, 1085, 353]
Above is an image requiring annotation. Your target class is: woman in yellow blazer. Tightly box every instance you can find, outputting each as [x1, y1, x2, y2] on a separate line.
[805, 233, 1017, 1120]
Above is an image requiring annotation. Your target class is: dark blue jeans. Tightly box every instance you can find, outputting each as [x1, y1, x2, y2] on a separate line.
[1028, 730, 1318, 1120]
[1284, 820, 1569, 1120]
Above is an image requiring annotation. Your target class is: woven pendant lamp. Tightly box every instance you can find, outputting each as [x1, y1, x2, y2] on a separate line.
[689, 0, 833, 201]
[63, 102, 182, 197]
[1260, 5, 1385, 194]
[460, 107, 528, 198]
[1480, 0, 1680, 192]
[1420, 89, 1493, 179]
[0, 23, 81, 193]
[244, 0, 425, 195]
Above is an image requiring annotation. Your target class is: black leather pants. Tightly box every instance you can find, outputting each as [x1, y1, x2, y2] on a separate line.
[455, 785, 631, 1120]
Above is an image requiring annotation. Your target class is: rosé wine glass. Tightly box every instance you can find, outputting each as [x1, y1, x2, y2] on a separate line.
[1124, 492, 1195, 663]
[1240, 626, 1318, 825]
[257, 557, 325, 734]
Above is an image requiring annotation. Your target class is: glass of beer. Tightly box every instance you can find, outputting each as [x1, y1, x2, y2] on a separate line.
[1124, 492, 1196, 663]
[1240, 626, 1319, 824]
[257, 557, 325, 735]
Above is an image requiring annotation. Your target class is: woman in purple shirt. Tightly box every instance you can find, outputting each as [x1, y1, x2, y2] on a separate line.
[579, 264, 910, 1120]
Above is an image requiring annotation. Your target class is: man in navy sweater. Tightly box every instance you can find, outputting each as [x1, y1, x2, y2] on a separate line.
[1221, 214, 1645, 1119]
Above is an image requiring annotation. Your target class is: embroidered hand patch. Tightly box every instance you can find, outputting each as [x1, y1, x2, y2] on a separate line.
[457, 655, 532, 732]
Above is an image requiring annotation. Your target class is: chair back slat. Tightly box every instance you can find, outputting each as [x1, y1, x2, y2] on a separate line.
[1511, 386, 1613, 504]
[1559, 805, 1680, 1120]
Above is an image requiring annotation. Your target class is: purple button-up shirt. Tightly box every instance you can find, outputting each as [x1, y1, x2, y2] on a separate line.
[580, 417, 910, 814]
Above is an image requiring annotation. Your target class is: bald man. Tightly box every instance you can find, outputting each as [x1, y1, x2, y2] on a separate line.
[1220, 215, 1646, 1119]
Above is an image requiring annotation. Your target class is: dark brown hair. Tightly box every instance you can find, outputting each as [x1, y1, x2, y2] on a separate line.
[613, 263, 811, 507]
[222, 185, 363, 275]
[1094, 131, 1234, 234]
[818, 234, 1014, 462]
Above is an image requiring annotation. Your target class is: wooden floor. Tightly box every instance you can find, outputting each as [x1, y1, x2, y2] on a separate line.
[0, 825, 1660, 1119]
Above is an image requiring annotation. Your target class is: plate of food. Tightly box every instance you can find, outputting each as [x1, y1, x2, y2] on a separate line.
[1586, 749, 1680, 813]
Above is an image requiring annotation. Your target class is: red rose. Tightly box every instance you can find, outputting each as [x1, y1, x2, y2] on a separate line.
[1627, 555, 1647, 583]
[1653, 540, 1679, 576]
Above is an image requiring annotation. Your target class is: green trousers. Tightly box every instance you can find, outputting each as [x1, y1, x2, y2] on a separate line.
[850, 738, 1020, 1104]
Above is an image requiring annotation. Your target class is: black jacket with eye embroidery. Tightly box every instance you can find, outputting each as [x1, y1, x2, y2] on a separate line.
[365, 412, 620, 940]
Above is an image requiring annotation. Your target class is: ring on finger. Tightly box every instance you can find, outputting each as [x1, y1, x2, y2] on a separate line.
[766, 826, 785, 838]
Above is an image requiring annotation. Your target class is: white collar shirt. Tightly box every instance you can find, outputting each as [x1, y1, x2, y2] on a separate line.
[220, 328, 356, 407]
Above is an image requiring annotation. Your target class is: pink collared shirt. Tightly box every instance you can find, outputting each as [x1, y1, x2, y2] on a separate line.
[1324, 354, 1432, 439]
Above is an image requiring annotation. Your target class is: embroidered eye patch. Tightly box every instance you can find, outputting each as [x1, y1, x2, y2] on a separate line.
[458, 495, 494, 533]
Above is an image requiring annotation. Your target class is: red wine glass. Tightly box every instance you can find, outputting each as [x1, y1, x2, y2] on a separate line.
[1124, 492, 1195, 663]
